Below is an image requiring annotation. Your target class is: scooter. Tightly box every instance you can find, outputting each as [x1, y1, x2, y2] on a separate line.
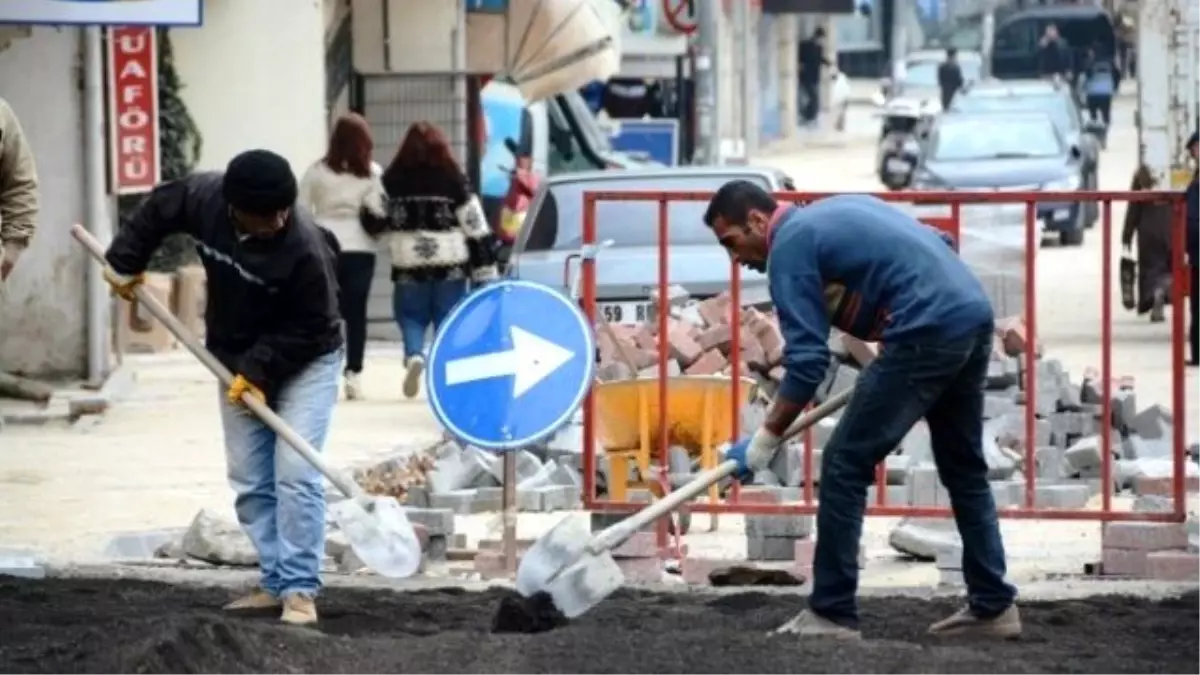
[494, 138, 541, 274]
[875, 100, 934, 190]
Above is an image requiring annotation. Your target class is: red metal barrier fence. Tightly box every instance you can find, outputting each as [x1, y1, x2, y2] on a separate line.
[579, 189, 1190, 528]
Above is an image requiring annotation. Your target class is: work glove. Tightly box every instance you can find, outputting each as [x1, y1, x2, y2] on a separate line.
[103, 267, 145, 302]
[722, 428, 782, 478]
[226, 374, 266, 409]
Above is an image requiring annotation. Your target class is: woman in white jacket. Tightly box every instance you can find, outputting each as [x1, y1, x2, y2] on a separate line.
[298, 113, 387, 400]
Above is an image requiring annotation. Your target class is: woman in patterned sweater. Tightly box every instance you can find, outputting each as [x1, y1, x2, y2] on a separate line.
[381, 122, 499, 398]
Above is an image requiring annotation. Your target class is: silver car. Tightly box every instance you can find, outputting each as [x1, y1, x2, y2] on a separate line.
[509, 167, 795, 323]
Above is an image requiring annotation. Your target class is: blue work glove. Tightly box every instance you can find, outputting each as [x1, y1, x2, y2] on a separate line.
[722, 429, 781, 480]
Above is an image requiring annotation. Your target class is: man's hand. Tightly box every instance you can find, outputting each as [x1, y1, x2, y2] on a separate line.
[723, 428, 782, 477]
[226, 374, 266, 408]
[103, 267, 145, 301]
[1, 241, 25, 282]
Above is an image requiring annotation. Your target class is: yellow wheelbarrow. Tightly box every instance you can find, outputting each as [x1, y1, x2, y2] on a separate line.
[592, 375, 758, 531]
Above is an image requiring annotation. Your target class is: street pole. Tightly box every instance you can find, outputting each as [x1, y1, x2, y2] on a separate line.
[693, 0, 720, 165]
[83, 26, 112, 385]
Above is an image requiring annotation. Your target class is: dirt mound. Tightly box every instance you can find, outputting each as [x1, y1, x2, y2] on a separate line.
[1, 577, 1197, 674]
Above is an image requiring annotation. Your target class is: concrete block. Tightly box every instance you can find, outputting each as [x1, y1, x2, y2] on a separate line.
[1145, 550, 1200, 581]
[905, 464, 946, 506]
[1132, 495, 1173, 513]
[747, 536, 797, 561]
[1035, 446, 1067, 481]
[472, 487, 505, 512]
[1131, 404, 1171, 440]
[789, 446, 823, 486]
[429, 489, 481, 515]
[746, 514, 814, 538]
[1123, 433, 1171, 460]
[888, 517, 960, 561]
[102, 528, 186, 560]
[898, 422, 932, 463]
[1034, 483, 1091, 509]
[404, 485, 430, 507]
[401, 507, 455, 536]
[769, 442, 801, 487]
[809, 417, 840, 450]
[866, 484, 908, 507]
[884, 453, 914, 484]
[181, 509, 257, 566]
[427, 447, 486, 494]
[740, 404, 767, 441]
[1102, 548, 1149, 576]
[1064, 435, 1114, 477]
[1103, 522, 1188, 551]
[982, 434, 1018, 480]
[751, 470, 783, 487]
[989, 480, 1015, 507]
[983, 393, 1018, 420]
[935, 542, 964, 570]
[537, 484, 581, 511]
[546, 423, 585, 454]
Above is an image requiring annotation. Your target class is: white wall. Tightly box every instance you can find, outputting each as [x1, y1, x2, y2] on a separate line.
[352, 0, 457, 74]
[170, 0, 328, 175]
[0, 28, 89, 377]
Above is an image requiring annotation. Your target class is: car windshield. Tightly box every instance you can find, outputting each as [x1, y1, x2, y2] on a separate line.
[931, 118, 1063, 160]
[903, 59, 982, 88]
[521, 174, 773, 252]
[952, 92, 1078, 133]
[560, 91, 613, 154]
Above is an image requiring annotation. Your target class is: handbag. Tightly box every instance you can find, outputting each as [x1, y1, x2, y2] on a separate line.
[1119, 255, 1136, 310]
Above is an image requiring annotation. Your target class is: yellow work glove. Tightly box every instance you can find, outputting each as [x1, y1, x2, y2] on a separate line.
[103, 267, 145, 302]
[227, 374, 266, 408]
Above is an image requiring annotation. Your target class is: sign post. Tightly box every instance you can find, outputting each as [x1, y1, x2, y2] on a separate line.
[106, 25, 160, 194]
[426, 280, 596, 574]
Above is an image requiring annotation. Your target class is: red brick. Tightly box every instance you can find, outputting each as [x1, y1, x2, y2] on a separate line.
[841, 335, 878, 367]
[1102, 522, 1188, 551]
[695, 324, 732, 351]
[1101, 548, 1148, 576]
[736, 487, 781, 504]
[612, 531, 659, 558]
[740, 340, 768, 370]
[1133, 475, 1200, 496]
[616, 556, 664, 582]
[752, 317, 785, 365]
[1145, 550, 1200, 581]
[633, 348, 659, 369]
[632, 324, 657, 350]
[996, 316, 1042, 357]
[667, 326, 703, 366]
[697, 294, 732, 326]
[685, 348, 727, 375]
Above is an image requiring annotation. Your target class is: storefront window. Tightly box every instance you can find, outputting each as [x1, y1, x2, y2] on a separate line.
[835, 0, 883, 51]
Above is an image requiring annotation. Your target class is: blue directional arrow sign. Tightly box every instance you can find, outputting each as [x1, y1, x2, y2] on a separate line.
[426, 280, 595, 451]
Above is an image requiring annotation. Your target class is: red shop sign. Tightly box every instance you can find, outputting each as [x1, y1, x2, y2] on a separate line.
[107, 26, 161, 195]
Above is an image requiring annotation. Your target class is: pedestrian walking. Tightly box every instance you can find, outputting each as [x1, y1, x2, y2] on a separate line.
[380, 122, 499, 399]
[0, 97, 38, 283]
[1121, 166, 1173, 323]
[706, 181, 1018, 640]
[103, 149, 344, 626]
[299, 113, 388, 401]
[798, 27, 832, 126]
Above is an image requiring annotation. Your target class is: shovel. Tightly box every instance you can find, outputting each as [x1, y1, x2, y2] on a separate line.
[516, 385, 855, 618]
[72, 225, 422, 579]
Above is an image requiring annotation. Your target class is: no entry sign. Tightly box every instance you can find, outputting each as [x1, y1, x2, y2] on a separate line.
[106, 26, 160, 195]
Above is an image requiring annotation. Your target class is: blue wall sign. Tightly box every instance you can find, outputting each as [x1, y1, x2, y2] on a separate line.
[426, 280, 595, 451]
[608, 119, 680, 167]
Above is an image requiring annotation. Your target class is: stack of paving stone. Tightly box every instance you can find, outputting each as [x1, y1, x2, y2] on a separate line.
[1099, 515, 1200, 581]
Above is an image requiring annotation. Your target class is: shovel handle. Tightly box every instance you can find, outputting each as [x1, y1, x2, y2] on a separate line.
[588, 385, 855, 554]
[71, 224, 364, 499]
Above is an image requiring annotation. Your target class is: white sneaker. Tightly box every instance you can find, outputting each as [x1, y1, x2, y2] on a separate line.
[403, 355, 425, 399]
[344, 372, 364, 401]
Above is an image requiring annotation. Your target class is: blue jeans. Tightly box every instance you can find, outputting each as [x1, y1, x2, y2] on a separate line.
[808, 325, 1017, 628]
[219, 348, 342, 597]
[393, 279, 468, 360]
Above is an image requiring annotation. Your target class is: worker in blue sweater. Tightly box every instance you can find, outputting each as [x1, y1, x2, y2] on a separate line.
[706, 181, 1018, 640]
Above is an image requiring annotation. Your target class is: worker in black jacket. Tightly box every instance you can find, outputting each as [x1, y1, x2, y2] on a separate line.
[1036, 24, 1071, 81]
[103, 149, 344, 626]
[937, 48, 965, 111]
[1187, 131, 1198, 366]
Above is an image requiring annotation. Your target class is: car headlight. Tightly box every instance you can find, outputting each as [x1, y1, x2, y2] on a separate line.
[1043, 176, 1080, 191]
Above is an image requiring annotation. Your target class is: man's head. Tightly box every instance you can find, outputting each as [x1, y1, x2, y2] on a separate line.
[813, 26, 826, 44]
[1045, 23, 1059, 40]
[1188, 130, 1198, 161]
[223, 149, 297, 239]
[946, 47, 958, 61]
[703, 180, 778, 273]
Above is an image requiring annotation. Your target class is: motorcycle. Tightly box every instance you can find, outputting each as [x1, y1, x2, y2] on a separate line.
[494, 138, 540, 274]
[874, 99, 936, 191]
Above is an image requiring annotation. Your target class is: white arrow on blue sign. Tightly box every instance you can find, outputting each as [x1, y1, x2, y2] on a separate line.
[426, 280, 595, 451]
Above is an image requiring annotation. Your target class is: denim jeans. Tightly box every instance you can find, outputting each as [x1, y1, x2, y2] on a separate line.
[808, 325, 1017, 629]
[219, 347, 342, 597]
[393, 279, 468, 360]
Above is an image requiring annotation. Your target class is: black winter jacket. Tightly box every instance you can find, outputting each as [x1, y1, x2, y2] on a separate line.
[106, 172, 344, 393]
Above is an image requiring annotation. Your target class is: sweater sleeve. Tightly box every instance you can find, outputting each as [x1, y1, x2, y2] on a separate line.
[456, 193, 499, 283]
[769, 227, 832, 407]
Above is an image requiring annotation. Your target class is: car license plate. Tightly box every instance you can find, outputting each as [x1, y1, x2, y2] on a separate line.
[598, 302, 656, 325]
[885, 158, 911, 174]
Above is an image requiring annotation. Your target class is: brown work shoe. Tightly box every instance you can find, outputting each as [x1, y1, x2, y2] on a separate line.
[280, 592, 319, 626]
[773, 610, 862, 640]
[223, 587, 281, 613]
[928, 604, 1021, 638]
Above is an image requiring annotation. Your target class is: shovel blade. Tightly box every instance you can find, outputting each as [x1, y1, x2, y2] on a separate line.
[515, 516, 591, 597]
[545, 551, 624, 619]
[330, 495, 422, 578]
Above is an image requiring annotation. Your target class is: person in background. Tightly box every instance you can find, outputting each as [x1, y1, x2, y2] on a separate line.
[937, 48, 965, 112]
[381, 122, 499, 399]
[298, 113, 387, 401]
[1081, 45, 1118, 127]
[0, 97, 38, 283]
[1121, 166, 1173, 323]
[1036, 24, 1071, 82]
[103, 149, 344, 626]
[798, 26, 832, 126]
[1187, 130, 1198, 367]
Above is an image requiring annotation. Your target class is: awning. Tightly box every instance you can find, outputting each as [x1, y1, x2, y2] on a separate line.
[467, 0, 622, 102]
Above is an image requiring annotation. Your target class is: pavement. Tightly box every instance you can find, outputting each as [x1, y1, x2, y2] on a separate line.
[0, 95, 1195, 593]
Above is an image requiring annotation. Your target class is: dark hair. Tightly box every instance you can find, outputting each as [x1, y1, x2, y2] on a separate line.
[324, 113, 374, 178]
[223, 149, 297, 216]
[703, 180, 777, 228]
[946, 47, 958, 58]
[385, 122, 465, 182]
[1131, 165, 1156, 191]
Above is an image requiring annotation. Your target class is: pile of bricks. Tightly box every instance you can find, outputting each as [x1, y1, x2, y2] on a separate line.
[1100, 521, 1199, 581]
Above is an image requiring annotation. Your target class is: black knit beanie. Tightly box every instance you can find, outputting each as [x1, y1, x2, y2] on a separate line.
[222, 149, 298, 216]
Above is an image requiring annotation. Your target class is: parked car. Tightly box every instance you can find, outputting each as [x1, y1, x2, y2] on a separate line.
[509, 167, 796, 322]
[909, 110, 1089, 247]
[946, 79, 1102, 227]
[990, 4, 1117, 82]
